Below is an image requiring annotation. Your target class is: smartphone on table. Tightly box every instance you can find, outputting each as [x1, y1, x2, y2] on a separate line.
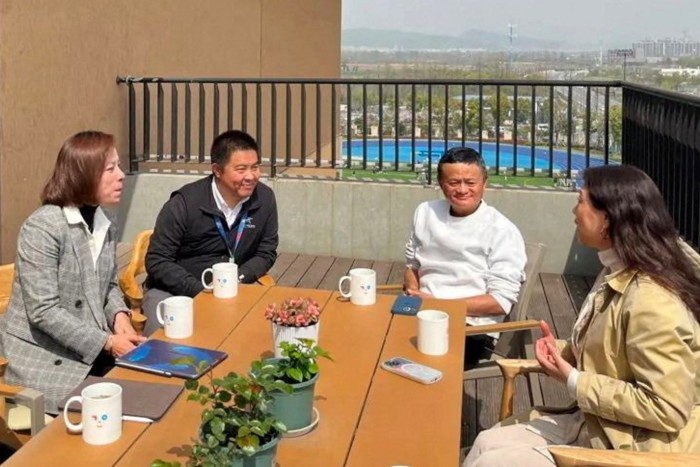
[390, 295, 422, 316]
[380, 357, 442, 384]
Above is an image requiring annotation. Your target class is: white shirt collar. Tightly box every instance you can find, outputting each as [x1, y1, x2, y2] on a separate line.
[598, 248, 625, 273]
[62, 206, 111, 267]
[211, 178, 250, 228]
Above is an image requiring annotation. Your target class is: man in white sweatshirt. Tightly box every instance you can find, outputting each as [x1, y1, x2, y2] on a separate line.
[404, 147, 526, 368]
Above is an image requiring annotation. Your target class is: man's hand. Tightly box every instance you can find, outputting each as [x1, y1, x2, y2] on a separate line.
[403, 267, 420, 292]
[405, 288, 433, 299]
[534, 320, 572, 383]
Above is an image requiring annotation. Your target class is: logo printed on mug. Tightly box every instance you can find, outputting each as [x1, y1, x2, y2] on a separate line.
[202, 262, 238, 299]
[338, 268, 377, 306]
[63, 382, 122, 445]
[157, 296, 194, 339]
[91, 413, 109, 428]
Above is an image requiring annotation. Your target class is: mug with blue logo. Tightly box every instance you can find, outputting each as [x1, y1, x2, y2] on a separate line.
[63, 382, 122, 445]
[156, 296, 194, 339]
[338, 268, 377, 306]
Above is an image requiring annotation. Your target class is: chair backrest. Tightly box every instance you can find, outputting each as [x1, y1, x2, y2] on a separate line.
[118, 229, 153, 310]
[492, 242, 547, 358]
[0, 264, 14, 315]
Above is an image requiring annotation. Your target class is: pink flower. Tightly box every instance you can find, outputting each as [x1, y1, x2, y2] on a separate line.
[265, 296, 321, 327]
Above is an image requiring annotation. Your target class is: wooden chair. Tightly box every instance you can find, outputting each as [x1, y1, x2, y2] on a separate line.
[548, 446, 700, 467]
[463, 242, 547, 383]
[494, 361, 700, 466]
[495, 239, 700, 465]
[0, 264, 14, 314]
[118, 229, 153, 315]
[0, 264, 47, 450]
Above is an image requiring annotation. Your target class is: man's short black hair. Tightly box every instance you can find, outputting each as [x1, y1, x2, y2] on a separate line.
[210, 130, 259, 166]
[437, 147, 487, 180]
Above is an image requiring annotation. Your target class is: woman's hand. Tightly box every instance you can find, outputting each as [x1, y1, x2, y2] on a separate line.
[113, 311, 138, 336]
[106, 333, 146, 358]
[535, 320, 573, 383]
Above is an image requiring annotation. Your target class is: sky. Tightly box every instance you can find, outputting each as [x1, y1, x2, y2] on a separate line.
[342, 0, 700, 47]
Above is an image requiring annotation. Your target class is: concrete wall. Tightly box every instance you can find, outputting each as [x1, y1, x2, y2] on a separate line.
[118, 174, 602, 276]
[0, 0, 341, 262]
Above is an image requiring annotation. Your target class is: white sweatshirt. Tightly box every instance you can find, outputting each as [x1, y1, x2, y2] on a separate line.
[405, 199, 526, 330]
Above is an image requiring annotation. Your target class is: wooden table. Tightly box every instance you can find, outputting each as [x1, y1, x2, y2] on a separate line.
[5, 286, 465, 467]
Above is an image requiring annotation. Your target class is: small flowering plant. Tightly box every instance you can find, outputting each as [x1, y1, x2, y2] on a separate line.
[264, 297, 321, 327]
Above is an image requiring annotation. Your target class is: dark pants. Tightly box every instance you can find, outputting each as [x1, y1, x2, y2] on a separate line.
[89, 352, 115, 377]
[464, 333, 496, 370]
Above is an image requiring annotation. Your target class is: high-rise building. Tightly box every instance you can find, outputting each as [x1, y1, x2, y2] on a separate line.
[633, 38, 700, 60]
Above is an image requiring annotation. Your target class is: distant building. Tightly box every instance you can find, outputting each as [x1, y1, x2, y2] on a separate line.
[633, 38, 700, 61]
[660, 68, 700, 77]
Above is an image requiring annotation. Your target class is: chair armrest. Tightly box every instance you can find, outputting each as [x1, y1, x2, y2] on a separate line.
[256, 274, 276, 286]
[548, 446, 700, 467]
[495, 359, 545, 421]
[123, 288, 143, 306]
[465, 319, 540, 336]
[496, 358, 545, 378]
[377, 284, 404, 292]
[1, 385, 45, 436]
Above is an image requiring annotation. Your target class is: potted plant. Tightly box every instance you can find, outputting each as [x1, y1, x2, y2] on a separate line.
[265, 297, 322, 357]
[151, 361, 291, 467]
[255, 338, 331, 434]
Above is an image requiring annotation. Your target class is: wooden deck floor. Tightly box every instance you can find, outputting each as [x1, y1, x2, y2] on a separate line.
[116, 247, 594, 454]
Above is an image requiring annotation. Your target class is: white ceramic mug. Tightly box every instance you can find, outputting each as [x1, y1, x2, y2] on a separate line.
[156, 296, 194, 339]
[416, 310, 449, 356]
[63, 382, 122, 445]
[201, 262, 239, 299]
[338, 268, 377, 306]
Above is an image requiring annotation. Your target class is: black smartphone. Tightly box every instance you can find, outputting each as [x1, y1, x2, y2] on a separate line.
[390, 295, 422, 316]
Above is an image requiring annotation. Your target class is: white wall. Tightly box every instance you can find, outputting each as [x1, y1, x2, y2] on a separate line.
[117, 174, 601, 275]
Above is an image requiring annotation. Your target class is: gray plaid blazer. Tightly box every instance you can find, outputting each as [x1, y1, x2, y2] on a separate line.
[0, 205, 126, 413]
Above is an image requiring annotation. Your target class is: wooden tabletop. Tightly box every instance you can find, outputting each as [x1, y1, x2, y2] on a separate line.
[5, 286, 466, 467]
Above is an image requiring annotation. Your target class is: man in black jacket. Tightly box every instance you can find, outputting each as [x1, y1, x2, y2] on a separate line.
[142, 130, 278, 334]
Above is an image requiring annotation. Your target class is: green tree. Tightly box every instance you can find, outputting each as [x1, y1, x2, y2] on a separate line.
[486, 94, 512, 124]
[608, 105, 622, 153]
[515, 98, 532, 124]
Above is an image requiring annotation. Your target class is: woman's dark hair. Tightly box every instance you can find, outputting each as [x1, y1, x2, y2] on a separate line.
[584, 164, 700, 320]
[41, 131, 115, 206]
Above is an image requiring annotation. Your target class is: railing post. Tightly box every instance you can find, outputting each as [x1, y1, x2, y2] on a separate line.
[127, 79, 137, 174]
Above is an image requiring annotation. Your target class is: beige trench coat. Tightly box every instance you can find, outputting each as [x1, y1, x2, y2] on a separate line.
[512, 268, 700, 453]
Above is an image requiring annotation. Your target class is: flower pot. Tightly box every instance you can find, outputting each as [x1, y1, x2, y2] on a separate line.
[197, 428, 280, 467]
[271, 322, 319, 358]
[266, 358, 319, 432]
[229, 434, 280, 467]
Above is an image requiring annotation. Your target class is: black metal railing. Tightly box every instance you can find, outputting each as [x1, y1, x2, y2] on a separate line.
[117, 77, 622, 184]
[621, 82, 700, 248]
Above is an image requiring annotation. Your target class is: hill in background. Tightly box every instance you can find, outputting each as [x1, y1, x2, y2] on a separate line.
[343, 28, 567, 51]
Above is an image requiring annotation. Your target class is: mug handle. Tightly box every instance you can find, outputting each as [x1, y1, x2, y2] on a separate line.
[338, 276, 352, 298]
[156, 301, 166, 326]
[63, 396, 83, 433]
[201, 268, 214, 290]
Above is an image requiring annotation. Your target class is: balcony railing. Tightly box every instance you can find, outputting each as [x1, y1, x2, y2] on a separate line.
[117, 77, 623, 185]
[117, 76, 698, 249]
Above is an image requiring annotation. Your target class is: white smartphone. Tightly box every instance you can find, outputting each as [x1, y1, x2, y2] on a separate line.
[380, 357, 443, 385]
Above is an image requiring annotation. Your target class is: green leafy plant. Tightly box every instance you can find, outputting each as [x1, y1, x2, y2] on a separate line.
[151, 360, 291, 467]
[261, 338, 332, 384]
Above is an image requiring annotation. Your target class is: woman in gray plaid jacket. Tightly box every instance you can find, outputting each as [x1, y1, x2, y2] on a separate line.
[0, 131, 145, 413]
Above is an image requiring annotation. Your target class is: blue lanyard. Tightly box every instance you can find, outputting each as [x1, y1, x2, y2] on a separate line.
[214, 209, 248, 263]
